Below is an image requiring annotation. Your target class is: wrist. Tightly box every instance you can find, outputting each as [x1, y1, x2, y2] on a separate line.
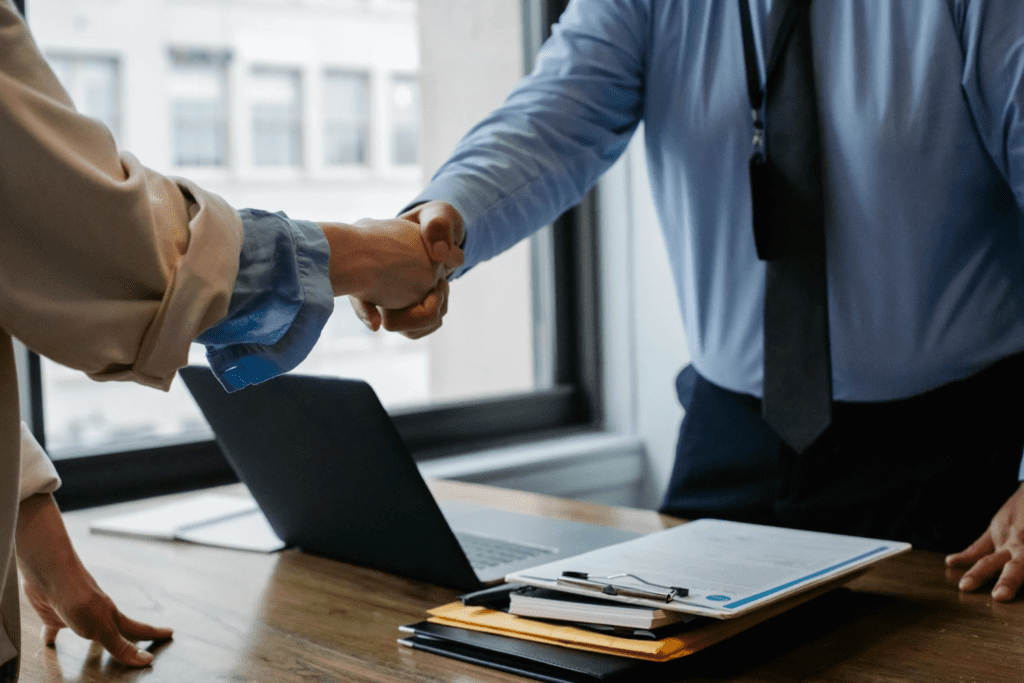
[16, 493, 85, 589]
[320, 222, 374, 298]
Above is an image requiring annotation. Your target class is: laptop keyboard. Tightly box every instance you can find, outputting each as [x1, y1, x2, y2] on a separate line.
[455, 532, 556, 570]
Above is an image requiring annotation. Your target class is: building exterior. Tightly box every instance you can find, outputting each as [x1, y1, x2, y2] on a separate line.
[27, 0, 537, 454]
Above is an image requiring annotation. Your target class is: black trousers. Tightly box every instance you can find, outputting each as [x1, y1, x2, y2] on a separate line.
[0, 657, 16, 683]
[659, 354, 1024, 553]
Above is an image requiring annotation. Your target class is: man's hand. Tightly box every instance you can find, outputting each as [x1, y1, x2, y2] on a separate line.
[348, 201, 464, 338]
[320, 215, 446, 307]
[16, 493, 173, 666]
[946, 482, 1024, 601]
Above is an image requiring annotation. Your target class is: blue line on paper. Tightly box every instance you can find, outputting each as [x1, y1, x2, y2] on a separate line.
[723, 546, 890, 610]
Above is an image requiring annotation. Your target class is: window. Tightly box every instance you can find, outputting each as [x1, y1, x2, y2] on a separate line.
[324, 70, 370, 166]
[47, 54, 121, 142]
[170, 50, 230, 168]
[251, 67, 303, 167]
[390, 74, 418, 165]
[25, 0, 594, 509]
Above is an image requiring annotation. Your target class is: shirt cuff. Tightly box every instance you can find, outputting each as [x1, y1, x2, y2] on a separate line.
[197, 209, 334, 392]
[20, 422, 60, 502]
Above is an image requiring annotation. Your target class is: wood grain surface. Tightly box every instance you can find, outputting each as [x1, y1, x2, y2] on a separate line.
[16, 480, 1023, 683]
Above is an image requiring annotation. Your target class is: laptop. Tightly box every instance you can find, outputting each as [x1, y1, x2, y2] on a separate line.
[179, 366, 638, 591]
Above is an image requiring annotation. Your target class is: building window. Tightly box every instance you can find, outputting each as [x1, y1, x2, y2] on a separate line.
[252, 67, 303, 167]
[25, 0, 590, 510]
[47, 54, 121, 142]
[324, 70, 370, 166]
[170, 50, 229, 167]
[390, 74, 418, 165]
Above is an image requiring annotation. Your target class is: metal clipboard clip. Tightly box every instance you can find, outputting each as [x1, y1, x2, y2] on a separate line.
[557, 571, 690, 604]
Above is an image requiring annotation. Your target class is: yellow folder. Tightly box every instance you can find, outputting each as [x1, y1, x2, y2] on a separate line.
[427, 576, 849, 662]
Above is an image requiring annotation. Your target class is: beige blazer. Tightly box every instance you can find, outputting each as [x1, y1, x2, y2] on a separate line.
[0, 0, 245, 672]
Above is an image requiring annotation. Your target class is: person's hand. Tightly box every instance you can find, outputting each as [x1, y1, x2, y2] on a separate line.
[16, 493, 173, 666]
[348, 201, 464, 338]
[321, 215, 448, 308]
[946, 482, 1024, 602]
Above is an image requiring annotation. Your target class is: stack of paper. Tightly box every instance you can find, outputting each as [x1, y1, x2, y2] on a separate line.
[508, 586, 693, 629]
[400, 519, 911, 682]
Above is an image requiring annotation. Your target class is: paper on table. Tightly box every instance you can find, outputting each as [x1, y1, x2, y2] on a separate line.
[90, 493, 285, 552]
[507, 519, 910, 619]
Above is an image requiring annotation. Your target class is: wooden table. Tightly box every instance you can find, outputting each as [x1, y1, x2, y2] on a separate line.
[17, 481, 1024, 682]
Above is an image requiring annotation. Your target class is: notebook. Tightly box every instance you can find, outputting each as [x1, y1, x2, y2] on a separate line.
[178, 366, 637, 590]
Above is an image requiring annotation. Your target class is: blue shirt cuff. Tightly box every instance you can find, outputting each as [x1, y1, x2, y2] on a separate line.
[197, 208, 334, 392]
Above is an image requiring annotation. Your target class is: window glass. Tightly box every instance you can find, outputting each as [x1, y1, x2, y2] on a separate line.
[28, 0, 544, 458]
[47, 53, 120, 140]
[170, 50, 229, 167]
[390, 74, 418, 166]
[324, 70, 370, 165]
[252, 67, 303, 167]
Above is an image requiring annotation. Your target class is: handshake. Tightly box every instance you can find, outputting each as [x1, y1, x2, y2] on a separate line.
[319, 201, 463, 339]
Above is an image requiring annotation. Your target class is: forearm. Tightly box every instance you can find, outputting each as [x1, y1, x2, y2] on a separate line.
[15, 494, 84, 591]
[413, 0, 645, 275]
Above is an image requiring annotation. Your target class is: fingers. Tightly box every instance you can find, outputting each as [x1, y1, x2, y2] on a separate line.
[348, 296, 382, 331]
[991, 554, 1024, 601]
[946, 532, 995, 568]
[956, 548, 1011, 594]
[117, 613, 174, 643]
[381, 279, 448, 339]
[100, 628, 154, 667]
[96, 611, 172, 667]
[42, 624, 61, 646]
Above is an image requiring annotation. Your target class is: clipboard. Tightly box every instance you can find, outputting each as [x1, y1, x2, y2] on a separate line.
[506, 519, 910, 619]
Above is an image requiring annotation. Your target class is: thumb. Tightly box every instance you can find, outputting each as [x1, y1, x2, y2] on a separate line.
[413, 202, 465, 268]
[348, 296, 382, 331]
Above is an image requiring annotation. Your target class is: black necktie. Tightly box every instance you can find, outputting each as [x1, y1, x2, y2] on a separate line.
[740, 0, 832, 452]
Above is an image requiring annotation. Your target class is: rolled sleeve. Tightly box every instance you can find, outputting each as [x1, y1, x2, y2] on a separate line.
[197, 209, 334, 392]
[19, 423, 59, 502]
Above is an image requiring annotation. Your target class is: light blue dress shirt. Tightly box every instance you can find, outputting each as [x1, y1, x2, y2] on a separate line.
[197, 209, 334, 392]
[415, 0, 1024, 408]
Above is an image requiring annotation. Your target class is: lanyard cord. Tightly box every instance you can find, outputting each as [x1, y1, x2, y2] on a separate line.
[738, 0, 812, 152]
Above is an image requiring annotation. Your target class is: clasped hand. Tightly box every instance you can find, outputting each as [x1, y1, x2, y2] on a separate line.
[343, 201, 465, 339]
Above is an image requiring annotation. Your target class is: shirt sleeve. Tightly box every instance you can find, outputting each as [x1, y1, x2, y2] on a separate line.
[196, 209, 334, 392]
[409, 0, 648, 277]
[0, 0, 242, 391]
[955, 0, 1024, 480]
[957, 0, 1024, 212]
[19, 422, 59, 501]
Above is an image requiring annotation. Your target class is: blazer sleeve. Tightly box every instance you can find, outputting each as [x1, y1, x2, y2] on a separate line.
[0, 0, 243, 391]
[18, 423, 58, 502]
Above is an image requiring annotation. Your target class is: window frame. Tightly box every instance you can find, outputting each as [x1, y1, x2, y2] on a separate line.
[22, 0, 601, 511]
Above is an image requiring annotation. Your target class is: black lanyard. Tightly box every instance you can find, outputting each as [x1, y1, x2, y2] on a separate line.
[738, 0, 810, 155]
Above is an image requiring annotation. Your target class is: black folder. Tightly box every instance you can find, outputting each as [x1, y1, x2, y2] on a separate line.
[399, 621, 653, 683]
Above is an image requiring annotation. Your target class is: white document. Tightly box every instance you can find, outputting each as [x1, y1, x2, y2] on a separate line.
[90, 493, 285, 553]
[507, 519, 910, 619]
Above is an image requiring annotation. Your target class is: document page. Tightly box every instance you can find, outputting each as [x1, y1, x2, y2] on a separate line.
[507, 519, 910, 618]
